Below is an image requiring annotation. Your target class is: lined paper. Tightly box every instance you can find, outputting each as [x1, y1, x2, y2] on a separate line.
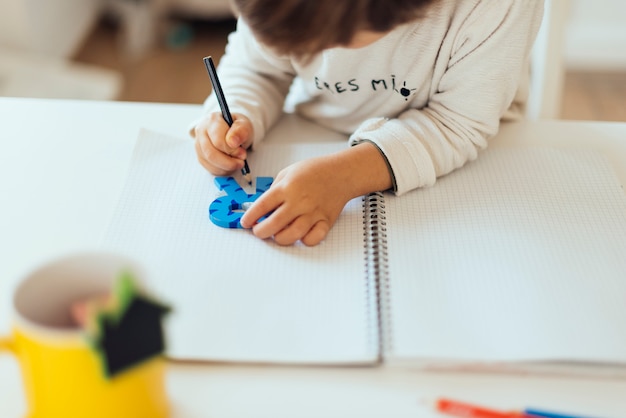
[102, 129, 378, 364]
[384, 147, 626, 364]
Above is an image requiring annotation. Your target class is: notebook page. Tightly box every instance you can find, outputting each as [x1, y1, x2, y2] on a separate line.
[102, 129, 378, 364]
[383, 147, 626, 364]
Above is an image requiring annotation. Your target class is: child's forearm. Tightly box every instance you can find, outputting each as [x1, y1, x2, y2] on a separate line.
[332, 141, 393, 199]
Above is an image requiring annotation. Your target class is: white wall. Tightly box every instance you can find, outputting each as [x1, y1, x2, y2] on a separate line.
[564, 0, 626, 70]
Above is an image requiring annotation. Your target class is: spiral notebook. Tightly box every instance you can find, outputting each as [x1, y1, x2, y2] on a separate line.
[102, 129, 626, 371]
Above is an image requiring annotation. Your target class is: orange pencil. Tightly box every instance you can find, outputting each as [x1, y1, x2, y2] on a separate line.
[436, 398, 525, 418]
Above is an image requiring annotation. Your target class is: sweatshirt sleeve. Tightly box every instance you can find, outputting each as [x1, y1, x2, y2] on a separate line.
[348, 0, 544, 195]
[191, 19, 296, 145]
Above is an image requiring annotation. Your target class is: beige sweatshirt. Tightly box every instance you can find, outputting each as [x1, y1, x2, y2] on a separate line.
[196, 0, 544, 194]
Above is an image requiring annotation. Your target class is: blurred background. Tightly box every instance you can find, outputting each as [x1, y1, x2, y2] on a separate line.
[0, 0, 624, 121]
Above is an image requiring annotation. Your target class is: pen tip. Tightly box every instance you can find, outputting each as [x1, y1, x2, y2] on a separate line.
[243, 173, 252, 186]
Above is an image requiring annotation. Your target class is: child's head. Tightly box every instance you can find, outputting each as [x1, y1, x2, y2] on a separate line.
[232, 0, 437, 57]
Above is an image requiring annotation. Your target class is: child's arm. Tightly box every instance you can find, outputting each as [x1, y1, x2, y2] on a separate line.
[195, 19, 296, 146]
[240, 142, 392, 246]
[192, 19, 296, 177]
[349, 0, 544, 196]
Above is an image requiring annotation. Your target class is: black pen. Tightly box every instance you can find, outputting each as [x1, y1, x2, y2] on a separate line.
[203, 56, 252, 185]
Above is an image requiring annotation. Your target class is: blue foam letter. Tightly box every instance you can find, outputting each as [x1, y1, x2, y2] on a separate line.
[209, 176, 273, 228]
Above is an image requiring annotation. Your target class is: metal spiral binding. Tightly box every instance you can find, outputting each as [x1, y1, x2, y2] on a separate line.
[362, 191, 391, 360]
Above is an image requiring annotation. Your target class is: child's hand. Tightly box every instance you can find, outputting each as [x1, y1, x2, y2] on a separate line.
[240, 155, 353, 246]
[194, 112, 254, 176]
[241, 143, 393, 246]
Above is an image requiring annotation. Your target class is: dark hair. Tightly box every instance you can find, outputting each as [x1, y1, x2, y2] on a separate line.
[232, 0, 437, 57]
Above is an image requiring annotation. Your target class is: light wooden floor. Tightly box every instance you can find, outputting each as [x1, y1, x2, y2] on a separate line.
[75, 19, 626, 122]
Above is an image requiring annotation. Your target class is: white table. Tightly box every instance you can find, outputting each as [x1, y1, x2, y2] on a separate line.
[1, 97, 625, 417]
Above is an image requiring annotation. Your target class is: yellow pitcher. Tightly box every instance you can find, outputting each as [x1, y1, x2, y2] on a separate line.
[0, 252, 170, 418]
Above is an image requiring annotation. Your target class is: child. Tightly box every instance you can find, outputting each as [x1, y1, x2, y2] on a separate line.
[192, 0, 544, 246]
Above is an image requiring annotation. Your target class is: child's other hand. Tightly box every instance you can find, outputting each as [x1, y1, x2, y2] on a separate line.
[240, 155, 352, 246]
[194, 112, 253, 176]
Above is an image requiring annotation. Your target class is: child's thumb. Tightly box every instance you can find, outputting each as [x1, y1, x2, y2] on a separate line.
[226, 132, 243, 149]
[227, 119, 252, 149]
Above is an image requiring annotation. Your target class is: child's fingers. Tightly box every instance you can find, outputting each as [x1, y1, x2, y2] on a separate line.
[240, 190, 284, 232]
[250, 204, 292, 240]
[272, 215, 318, 246]
[195, 136, 243, 175]
[206, 113, 235, 154]
[301, 221, 330, 246]
[227, 115, 254, 150]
